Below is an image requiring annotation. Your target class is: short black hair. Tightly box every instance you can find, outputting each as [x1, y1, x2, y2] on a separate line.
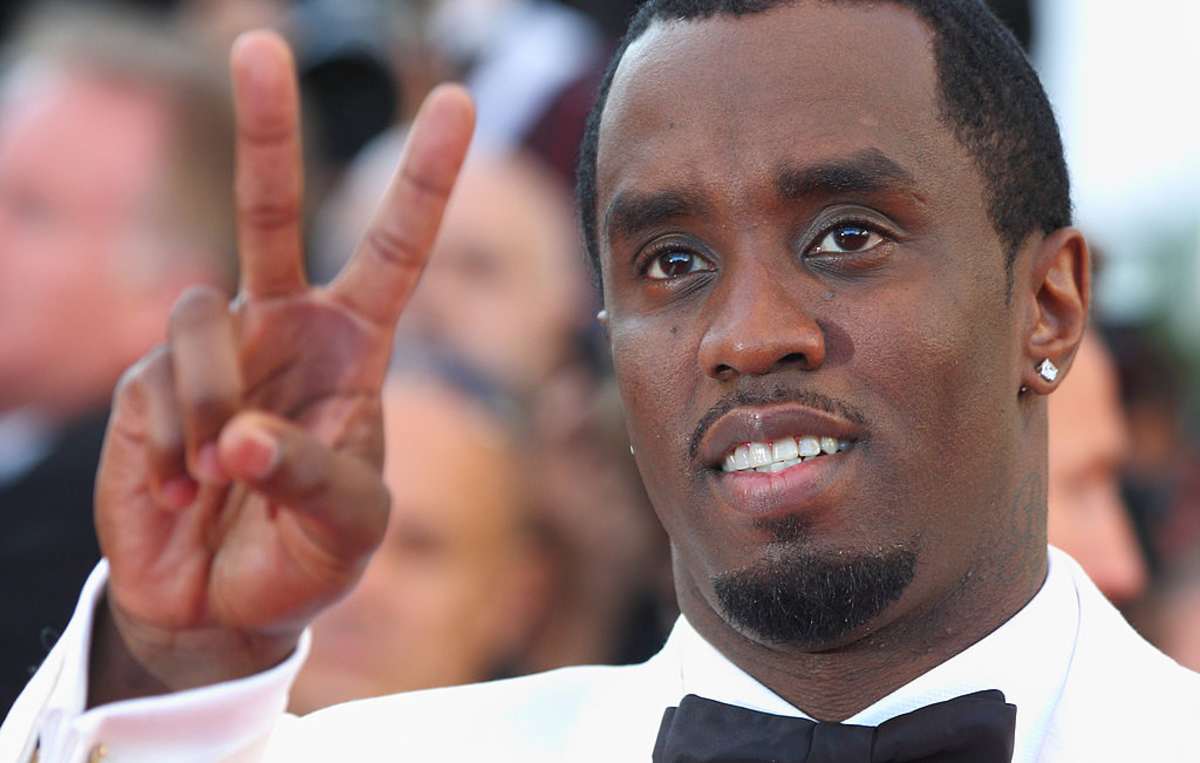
[575, 0, 1072, 291]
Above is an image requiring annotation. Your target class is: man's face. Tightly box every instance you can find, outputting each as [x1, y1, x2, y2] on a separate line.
[597, 4, 1036, 650]
[0, 70, 168, 414]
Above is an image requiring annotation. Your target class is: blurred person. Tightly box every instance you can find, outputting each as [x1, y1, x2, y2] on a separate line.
[0, 8, 234, 715]
[1106, 326, 1200, 570]
[1132, 552, 1200, 672]
[317, 146, 591, 396]
[428, 0, 607, 181]
[1046, 333, 1148, 604]
[521, 373, 675, 673]
[289, 363, 550, 714]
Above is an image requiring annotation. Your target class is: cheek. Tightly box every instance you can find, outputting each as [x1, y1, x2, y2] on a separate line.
[849, 276, 1019, 521]
[610, 315, 701, 504]
[612, 316, 693, 435]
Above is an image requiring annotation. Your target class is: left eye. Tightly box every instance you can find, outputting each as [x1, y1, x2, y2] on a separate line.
[645, 249, 712, 280]
[810, 224, 884, 254]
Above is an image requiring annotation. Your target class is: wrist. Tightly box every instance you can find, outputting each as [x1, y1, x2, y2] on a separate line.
[89, 590, 300, 707]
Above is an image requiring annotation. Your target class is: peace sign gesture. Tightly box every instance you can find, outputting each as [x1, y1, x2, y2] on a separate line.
[90, 31, 474, 699]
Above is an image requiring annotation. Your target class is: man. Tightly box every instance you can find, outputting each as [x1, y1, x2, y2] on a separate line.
[0, 10, 234, 716]
[290, 368, 549, 713]
[2, 2, 1197, 762]
[1046, 333, 1148, 604]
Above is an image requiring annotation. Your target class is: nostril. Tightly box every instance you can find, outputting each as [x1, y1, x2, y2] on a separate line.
[779, 352, 808, 367]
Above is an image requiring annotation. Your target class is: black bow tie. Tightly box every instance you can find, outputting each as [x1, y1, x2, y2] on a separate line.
[652, 690, 1016, 763]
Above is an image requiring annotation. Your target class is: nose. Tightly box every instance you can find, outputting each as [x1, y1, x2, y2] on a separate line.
[698, 260, 826, 380]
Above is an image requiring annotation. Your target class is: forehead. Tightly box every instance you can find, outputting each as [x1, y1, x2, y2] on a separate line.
[0, 68, 168, 203]
[596, 2, 973, 247]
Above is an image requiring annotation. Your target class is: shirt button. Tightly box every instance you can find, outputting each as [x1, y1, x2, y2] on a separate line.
[88, 744, 107, 763]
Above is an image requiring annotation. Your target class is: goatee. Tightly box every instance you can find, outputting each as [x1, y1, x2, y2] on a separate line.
[713, 544, 917, 647]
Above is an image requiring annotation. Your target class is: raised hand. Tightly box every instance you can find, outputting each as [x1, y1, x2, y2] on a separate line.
[89, 31, 474, 699]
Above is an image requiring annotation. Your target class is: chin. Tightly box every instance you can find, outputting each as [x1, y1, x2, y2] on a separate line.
[711, 542, 917, 649]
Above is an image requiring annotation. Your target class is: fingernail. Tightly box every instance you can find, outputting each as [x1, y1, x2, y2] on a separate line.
[161, 477, 198, 509]
[235, 427, 280, 481]
[196, 443, 228, 484]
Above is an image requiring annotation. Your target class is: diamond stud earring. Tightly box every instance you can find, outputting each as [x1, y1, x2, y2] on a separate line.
[1038, 358, 1059, 383]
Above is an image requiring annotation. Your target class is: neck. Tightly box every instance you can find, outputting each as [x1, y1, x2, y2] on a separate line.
[677, 537, 1047, 722]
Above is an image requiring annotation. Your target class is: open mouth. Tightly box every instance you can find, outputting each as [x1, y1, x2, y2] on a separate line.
[721, 435, 855, 474]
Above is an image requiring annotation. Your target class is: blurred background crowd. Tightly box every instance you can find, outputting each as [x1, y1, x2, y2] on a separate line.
[0, 0, 1196, 718]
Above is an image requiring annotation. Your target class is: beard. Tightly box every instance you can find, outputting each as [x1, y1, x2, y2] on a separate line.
[712, 534, 917, 648]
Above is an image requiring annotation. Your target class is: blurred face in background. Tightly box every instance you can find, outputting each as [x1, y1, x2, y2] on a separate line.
[289, 378, 547, 714]
[397, 156, 588, 394]
[1047, 334, 1147, 603]
[0, 68, 172, 417]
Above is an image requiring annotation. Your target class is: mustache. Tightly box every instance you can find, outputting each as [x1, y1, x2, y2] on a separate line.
[688, 386, 870, 462]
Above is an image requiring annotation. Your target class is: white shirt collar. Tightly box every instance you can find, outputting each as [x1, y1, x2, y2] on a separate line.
[668, 547, 1080, 763]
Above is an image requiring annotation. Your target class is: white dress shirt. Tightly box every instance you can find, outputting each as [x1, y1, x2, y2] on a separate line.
[3, 547, 1197, 762]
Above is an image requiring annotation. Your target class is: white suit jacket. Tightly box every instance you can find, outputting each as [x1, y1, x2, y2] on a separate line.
[3, 547, 1198, 762]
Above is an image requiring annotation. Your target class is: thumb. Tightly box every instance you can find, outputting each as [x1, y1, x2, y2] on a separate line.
[216, 411, 390, 560]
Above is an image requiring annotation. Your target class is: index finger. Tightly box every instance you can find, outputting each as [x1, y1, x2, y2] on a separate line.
[329, 84, 475, 327]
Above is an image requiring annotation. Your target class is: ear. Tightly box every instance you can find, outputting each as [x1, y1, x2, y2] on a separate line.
[1021, 228, 1091, 395]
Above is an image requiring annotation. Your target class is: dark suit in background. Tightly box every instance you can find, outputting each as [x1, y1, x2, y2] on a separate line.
[0, 411, 106, 717]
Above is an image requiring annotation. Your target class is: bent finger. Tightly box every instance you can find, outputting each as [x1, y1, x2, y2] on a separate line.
[139, 347, 197, 508]
[231, 30, 307, 298]
[110, 347, 195, 509]
[168, 286, 242, 485]
[217, 411, 390, 559]
[329, 84, 475, 327]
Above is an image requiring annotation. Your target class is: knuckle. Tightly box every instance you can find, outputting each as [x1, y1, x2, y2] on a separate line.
[365, 225, 423, 272]
[237, 198, 300, 233]
[402, 163, 453, 202]
[185, 394, 238, 430]
[112, 346, 169, 406]
[170, 285, 228, 330]
[112, 363, 145, 406]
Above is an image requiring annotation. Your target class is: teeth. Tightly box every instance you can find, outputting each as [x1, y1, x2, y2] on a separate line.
[733, 445, 751, 470]
[772, 438, 799, 461]
[748, 442, 773, 468]
[721, 436, 853, 472]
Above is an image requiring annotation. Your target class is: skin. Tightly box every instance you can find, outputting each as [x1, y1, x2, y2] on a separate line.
[596, 4, 1088, 719]
[289, 379, 544, 714]
[397, 156, 587, 395]
[88, 33, 475, 703]
[0, 70, 203, 419]
[1047, 334, 1147, 604]
[89, 5, 1088, 723]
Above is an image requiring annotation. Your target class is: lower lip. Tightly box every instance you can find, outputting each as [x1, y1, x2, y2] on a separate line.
[710, 450, 853, 519]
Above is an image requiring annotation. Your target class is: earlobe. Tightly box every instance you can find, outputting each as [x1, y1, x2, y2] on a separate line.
[1020, 228, 1090, 396]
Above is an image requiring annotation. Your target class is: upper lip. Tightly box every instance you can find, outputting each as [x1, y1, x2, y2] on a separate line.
[697, 404, 868, 469]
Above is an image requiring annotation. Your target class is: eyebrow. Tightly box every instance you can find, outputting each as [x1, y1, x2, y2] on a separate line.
[602, 149, 917, 245]
[775, 149, 917, 201]
[603, 188, 709, 244]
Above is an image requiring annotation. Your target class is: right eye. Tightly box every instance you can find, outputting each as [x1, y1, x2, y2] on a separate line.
[644, 248, 714, 280]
